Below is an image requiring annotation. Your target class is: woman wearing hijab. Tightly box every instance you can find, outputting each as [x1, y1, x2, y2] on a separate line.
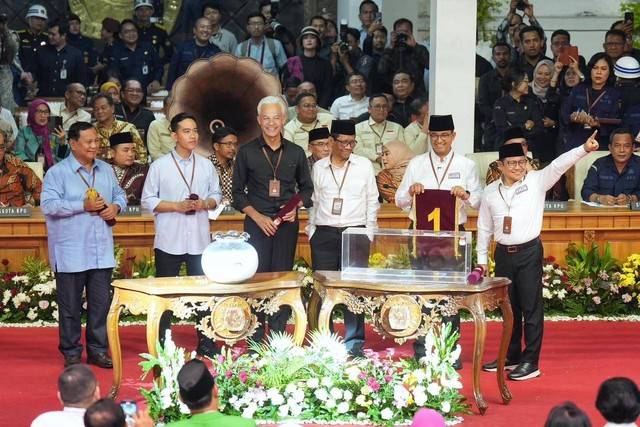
[14, 99, 68, 172]
[530, 59, 560, 164]
[99, 81, 121, 105]
[376, 140, 415, 203]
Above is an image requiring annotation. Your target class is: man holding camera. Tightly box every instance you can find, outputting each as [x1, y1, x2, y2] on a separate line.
[235, 12, 288, 79]
[378, 18, 429, 95]
[496, 0, 546, 61]
[259, 0, 296, 57]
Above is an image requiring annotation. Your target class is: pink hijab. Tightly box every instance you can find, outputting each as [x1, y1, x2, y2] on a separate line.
[383, 140, 415, 181]
[27, 99, 53, 168]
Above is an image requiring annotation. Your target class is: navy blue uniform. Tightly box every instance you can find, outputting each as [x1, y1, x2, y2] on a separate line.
[109, 41, 162, 93]
[135, 22, 173, 65]
[33, 44, 87, 96]
[16, 29, 48, 72]
[68, 33, 99, 84]
[166, 40, 221, 90]
[581, 154, 640, 201]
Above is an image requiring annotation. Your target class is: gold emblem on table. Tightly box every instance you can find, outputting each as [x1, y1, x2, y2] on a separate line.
[197, 296, 257, 343]
[379, 295, 422, 337]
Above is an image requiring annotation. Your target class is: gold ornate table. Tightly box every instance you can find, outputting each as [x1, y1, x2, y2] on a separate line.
[106, 271, 307, 398]
[311, 271, 513, 415]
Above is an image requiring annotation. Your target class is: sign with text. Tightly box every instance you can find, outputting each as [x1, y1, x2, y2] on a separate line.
[120, 206, 142, 216]
[0, 207, 32, 217]
[544, 201, 568, 212]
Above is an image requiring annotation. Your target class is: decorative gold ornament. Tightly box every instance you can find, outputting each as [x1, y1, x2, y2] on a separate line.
[379, 295, 423, 337]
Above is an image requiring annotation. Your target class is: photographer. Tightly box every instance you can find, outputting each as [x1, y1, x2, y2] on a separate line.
[378, 18, 429, 95]
[331, 27, 373, 99]
[259, 0, 296, 57]
[496, 0, 546, 60]
[0, 13, 18, 112]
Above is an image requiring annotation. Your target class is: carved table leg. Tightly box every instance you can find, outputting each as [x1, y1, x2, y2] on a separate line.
[147, 297, 170, 384]
[317, 289, 339, 333]
[497, 290, 514, 405]
[107, 289, 124, 399]
[285, 288, 308, 346]
[307, 290, 321, 331]
[464, 294, 489, 415]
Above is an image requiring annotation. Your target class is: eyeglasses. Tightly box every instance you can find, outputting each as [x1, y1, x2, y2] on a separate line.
[299, 103, 317, 110]
[217, 142, 238, 148]
[505, 159, 528, 168]
[334, 137, 357, 148]
[35, 109, 50, 116]
[370, 104, 388, 110]
[71, 90, 87, 96]
[121, 28, 137, 34]
[349, 79, 366, 85]
[309, 141, 330, 148]
[125, 89, 143, 94]
[428, 132, 453, 140]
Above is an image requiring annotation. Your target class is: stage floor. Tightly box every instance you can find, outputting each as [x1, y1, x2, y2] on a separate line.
[2, 320, 639, 426]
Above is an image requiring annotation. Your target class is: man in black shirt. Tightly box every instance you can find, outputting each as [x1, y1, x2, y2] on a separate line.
[390, 70, 417, 128]
[67, 14, 99, 86]
[232, 96, 313, 343]
[478, 43, 512, 151]
[510, 26, 550, 80]
[115, 78, 156, 147]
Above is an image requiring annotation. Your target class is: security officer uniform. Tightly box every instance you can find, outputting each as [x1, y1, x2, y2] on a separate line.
[109, 41, 162, 93]
[136, 21, 173, 65]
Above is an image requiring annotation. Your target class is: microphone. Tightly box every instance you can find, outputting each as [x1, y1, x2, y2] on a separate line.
[467, 266, 485, 284]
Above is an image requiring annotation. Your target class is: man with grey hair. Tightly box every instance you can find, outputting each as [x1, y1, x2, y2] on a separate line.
[31, 365, 100, 427]
[232, 95, 314, 343]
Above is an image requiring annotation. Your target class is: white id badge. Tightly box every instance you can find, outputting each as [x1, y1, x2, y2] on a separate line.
[37, 153, 45, 165]
[60, 68, 67, 79]
[142, 65, 149, 75]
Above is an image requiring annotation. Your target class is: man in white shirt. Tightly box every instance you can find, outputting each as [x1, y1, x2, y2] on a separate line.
[31, 365, 99, 427]
[307, 119, 380, 357]
[330, 71, 370, 120]
[52, 83, 91, 133]
[477, 132, 599, 381]
[395, 114, 483, 369]
[355, 93, 404, 173]
[403, 97, 430, 155]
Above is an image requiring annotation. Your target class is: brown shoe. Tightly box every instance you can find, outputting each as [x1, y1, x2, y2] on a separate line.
[64, 354, 82, 367]
[87, 353, 113, 369]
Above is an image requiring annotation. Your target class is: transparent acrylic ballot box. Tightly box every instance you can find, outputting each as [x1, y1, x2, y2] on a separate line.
[340, 228, 472, 284]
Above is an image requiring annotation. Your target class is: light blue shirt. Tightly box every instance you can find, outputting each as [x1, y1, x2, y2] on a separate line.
[141, 149, 222, 255]
[234, 36, 288, 79]
[41, 154, 127, 273]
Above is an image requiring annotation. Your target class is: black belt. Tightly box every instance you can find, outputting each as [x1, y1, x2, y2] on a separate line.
[316, 225, 365, 234]
[497, 237, 541, 254]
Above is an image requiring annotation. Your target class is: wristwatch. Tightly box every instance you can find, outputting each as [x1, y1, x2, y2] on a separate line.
[595, 196, 601, 204]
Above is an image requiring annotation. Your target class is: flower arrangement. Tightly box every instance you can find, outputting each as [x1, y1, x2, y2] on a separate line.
[542, 255, 570, 313]
[369, 246, 412, 269]
[617, 253, 640, 309]
[139, 325, 469, 426]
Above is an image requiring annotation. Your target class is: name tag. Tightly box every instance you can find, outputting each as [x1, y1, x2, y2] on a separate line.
[119, 206, 142, 216]
[0, 207, 32, 217]
[544, 201, 567, 212]
[515, 184, 528, 195]
[631, 201, 640, 211]
[448, 172, 460, 179]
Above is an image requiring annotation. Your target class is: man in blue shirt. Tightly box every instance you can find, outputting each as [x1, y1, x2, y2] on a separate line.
[41, 121, 127, 369]
[235, 12, 287, 79]
[582, 128, 640, 205]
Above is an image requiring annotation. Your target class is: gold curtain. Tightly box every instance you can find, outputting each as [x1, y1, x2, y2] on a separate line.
[68, 0, 183, 39]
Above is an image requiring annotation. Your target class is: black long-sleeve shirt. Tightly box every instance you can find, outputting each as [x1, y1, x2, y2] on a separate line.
[232, 135, 313, 215]
[492, 94, 544, 150]
[34, 44, 86, 97]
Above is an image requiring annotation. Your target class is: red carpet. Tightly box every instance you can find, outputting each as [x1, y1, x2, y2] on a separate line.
[1, 320, 639, 426]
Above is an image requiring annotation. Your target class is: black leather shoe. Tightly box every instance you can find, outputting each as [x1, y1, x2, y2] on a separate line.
[452, 359, 463, 370]
[507, 362, 540, 381]
[87, 353, 113, 369]
[348, 347, 365, 358]
[64, 354, 81, 367]
[482, 359, 519, 372]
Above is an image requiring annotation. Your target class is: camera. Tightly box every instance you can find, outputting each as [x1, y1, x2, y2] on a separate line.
[0, 14, 8, 24]
[339, 20, 350, 54]
[516, 0, 528, 11]
[268, 0, 285, 35]
[397, 33, 408, 44]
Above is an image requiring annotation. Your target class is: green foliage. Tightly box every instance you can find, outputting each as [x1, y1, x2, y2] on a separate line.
[620, 3, 640, 49]
[477, 0, 502, 42]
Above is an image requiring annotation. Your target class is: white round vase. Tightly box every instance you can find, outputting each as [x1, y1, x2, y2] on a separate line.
[201, 231, 259, 283]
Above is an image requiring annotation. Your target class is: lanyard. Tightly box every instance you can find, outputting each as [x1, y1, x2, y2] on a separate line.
[369, 121, 387, 142]
[329, 161, 350, 197]
[262, 146, 283, 180]
[77, 166, 96, 189]
[586, 88, 607, 115]
[497, 182, 520, 215]
[428, 152, 455, 189]
[248, 39, 266, 64]
[122, 106, 141, 124]
[171, 152, 196, 194]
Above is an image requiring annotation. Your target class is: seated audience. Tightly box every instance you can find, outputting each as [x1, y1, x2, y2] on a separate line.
[582, 128, 640, 205]
[0, 98, 18, 152]
[330, 71, 369, 120]
[287, 81, 331, 120]
[52, 83, 91, 133]
[91, 93, 147, 163]
[0, 129, 41, 207]
[306, 127, 331, 171]
[283, 92, 334, 156]
[30, 365, 99, 427]
[486, 126, 539, 185]
[209, 126, 237, 204]
[595, 377, 640, 427]
[84, 398, 153, 427]
[146, 97, 174, 161]
[109, 132, 149, 206]
[544, 401, 592, 427]
[99, 81, 121, 105]
[376, 140, 415, 203]
[15, 99, 68, 171]
[115, 78, 156, 144]
[391, 70, 419, 128]
[167, 359, 256, 427]
[403, 97, 430, 155]
[355, 93, 405, 173]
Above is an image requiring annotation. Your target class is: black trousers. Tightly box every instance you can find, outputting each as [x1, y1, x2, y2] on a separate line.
[154, 249, 215, 351]
[55, 268, 113, 357]
[310, 225, 369, 351]
[495, 239, 544, 365]
[244, 216, 299, 343]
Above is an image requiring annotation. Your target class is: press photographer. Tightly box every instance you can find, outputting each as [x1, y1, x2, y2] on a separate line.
[259, 0, 296, 57]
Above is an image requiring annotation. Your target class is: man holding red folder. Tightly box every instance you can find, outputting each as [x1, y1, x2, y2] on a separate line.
[395, 114, 483, 368]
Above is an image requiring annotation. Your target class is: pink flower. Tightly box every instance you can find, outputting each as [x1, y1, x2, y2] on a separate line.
[384, 375, 392, 383]
[232, 347, 244, 360]
[358, 371, 367, 379]
[239, 371, 248, 383]
[592, 296, 601, 305]
[212, 371, 219, 379]
[225, 370, 233, 379]
[367, 377, 380, 392]
[1, 258, 8, 266]
[217, 355, 226, 364]
[385, 348, 395, 357]
[38, 300, 50, 310]
[256, 380, 264, 388]
[583, 277, 593, 287]
[251, 365, 258, 373]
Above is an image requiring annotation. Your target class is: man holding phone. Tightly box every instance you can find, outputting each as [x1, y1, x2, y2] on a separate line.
[52, 83, 91, 133]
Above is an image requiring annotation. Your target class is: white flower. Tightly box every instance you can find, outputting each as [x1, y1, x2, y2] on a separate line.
[441, 376, 463, 389]
[290, 403, 302, 417]
[412, 368, 426, 382]
[357, 412, 368, 419]
[160, 388, 173, 409]
[380, 407, 394, 420]
[557, 289, 567, 300]
[329, 387, 343, 400]
[38, 300, 50, 310]
[291, 388, 305, 403]
[314, 388, 328, 401]
[82, 301, 88, 310]
[337, 401, 350, 413]
[360, 385, 372, 395]
[52, 309, 59, 321]
[307, 377, 319, 388]
[441, 400, 451, 413]
[542, 288, 552, 299]
[270, 392, 285, 406]
[27, 309, 37, 320]
[278, 404, 289, 417]
[242, 403, 257, 418]
[285, 383, 297, 394]
[178, 401, 190, 414]
[325, 398, 336, 409]
[343, 390, 353, 401]
[2, 290, 11, 305]
[321, 376, 333, 387]
[427, 382, 441, 395]
[622, 293, 632, 303]
[355, 394, 369, 406]
[413, 386, 428, 406]
[345, 366, 361, 382]
[393, 384, 410, 407]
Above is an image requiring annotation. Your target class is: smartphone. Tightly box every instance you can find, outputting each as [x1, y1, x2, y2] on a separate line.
[375, 12, 382, 22]
[48, 116, 62, 133]
[559, 45, 579, 66]
[121, 400, 137, 425]
[516, 0, 528, 11]
[625, 12, 634, 25]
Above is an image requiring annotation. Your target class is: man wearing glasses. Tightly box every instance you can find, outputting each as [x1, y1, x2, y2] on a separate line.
[395, 114, 483, 369]
[283, 92, 334, 156]
[478, 131, 600, 381]
[486, 126, 539, 185]
[232, 96, 313, 343]
[306, 127, 332, 172]
[235, 12, 287, 79]
[355, 93, 404, 173]
[330, 72, 370, 121]
[114, 78, 156, 146]
[307, 119, 380, 357]
[52, 83, 91, 133]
